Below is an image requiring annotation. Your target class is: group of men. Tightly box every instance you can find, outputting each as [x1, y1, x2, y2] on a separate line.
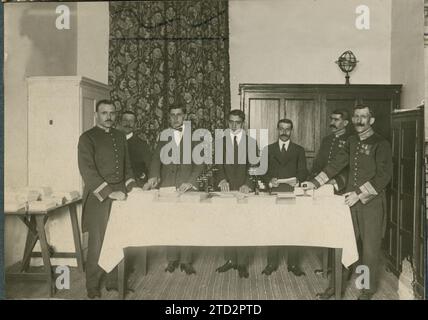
[78, 99, 392, 300]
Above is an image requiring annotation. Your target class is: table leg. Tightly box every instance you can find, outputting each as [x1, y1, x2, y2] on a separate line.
[35, 215, 54, 297]
[69, 203, 84, 272]
[334, 248, 343, 300]
[322, 248, 329, 279]
[118, 257, 126, 300]
[21, 216, 38, 272]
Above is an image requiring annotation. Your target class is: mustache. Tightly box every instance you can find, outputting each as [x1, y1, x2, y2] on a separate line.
[329, 125, 337, 129]
[354, 123, 364, 127]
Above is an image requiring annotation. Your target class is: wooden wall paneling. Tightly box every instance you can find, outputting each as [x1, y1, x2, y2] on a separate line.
[248, 98, 281, 145]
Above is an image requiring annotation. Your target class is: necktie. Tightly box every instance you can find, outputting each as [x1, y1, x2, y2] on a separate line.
[234, 135, 239, 164]
[281, 143, 286, 153]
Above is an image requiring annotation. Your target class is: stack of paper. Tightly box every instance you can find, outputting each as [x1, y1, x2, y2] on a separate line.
[51, 190, 80, 202]
[314, 184, 334, 197]
[28, 199, 58, 211]
[4, 201, 27, 213]
[25, 186, 53, 200]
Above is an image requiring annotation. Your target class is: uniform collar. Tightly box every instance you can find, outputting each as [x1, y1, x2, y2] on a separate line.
[334, 128, 346, 138]
[358, 127, 374, 141]
[96, 125, 111, 133]
[126, 132, 133, 140]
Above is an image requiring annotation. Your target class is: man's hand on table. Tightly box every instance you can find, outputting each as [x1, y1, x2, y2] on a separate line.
[218, 179, 230, 192]
[344, 192, 360, 207]
[270, 178, 279, 188]
[301, 181, 316, 190]
[109, 191, 127, 201]
[143, 177, 159, 190]
[178, 183, 193, 193]
[239, 184, 250, 194]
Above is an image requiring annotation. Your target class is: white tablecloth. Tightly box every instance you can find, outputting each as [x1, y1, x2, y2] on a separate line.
[99, 190, 358, 273]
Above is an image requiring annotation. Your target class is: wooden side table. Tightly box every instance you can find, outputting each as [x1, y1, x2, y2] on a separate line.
[5, 198, 84, 297]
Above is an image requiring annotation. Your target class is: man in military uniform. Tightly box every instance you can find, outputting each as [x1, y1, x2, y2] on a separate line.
[215, 109, 254, 279]
[119, 110, 152, 187]
[144, 105, 203, 275]
[262, 119, 308, 277]
[304, 104, 393, 300]
[311, 109, 351, 281]
[78, 100, 136, 299]
[311, 109, 352, 193]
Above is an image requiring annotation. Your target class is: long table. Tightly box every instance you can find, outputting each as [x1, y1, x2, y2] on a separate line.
[99, 190, 358, 299]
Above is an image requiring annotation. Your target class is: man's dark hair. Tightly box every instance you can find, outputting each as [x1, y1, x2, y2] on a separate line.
[332, 109, 350, 121]
[168, 105, 186, 114]
[96, 99, 114, 112]
[353, 104, 375, 118]
[122, 110, 136, 119]
[277, 118, 293, 130]
[228, 109, 245, 121]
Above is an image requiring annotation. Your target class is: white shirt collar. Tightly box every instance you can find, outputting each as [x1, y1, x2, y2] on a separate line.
[278, 139, 290, 151]
[126, 132, 133, 140]
[230, 129, 243, 145]
[173, 124, 184, 145]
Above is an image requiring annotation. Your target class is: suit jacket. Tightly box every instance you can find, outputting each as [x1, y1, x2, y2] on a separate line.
[215, 134, 257, 191]
[311, 129, 351, 193]
[78, 126, 135, 232]
[263, 141, 308, 190]
[148, 130, 204, 189]
[127, 134, 152, 187]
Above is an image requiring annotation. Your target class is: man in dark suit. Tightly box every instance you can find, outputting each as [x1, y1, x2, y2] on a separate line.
[215, 109, 254, 278]
[143, 105, 203, 275]
[118, 110, 152, 276]
[78, 100, 136, 299]
[311, 109, 352, 194]
[119, 111, 152, 187]
[262, 119, 308, 277]
[305, 104, 393, 300]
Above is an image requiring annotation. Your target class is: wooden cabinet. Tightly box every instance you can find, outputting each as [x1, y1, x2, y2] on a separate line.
[239, 83, 401, 169]
[388, 107, 425, 298]
[28, 76, 110, 193]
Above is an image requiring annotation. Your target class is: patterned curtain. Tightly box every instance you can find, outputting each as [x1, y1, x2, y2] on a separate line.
[109, 0, 230, 149]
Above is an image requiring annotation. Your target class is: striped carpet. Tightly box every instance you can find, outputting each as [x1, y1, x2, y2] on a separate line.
[6, 247, 401, 300]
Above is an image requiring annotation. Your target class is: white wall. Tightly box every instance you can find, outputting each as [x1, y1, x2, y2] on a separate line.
[391, 0, 425, 109]
[77, 2, 109, 84]
[4, 2, 109, 268]
[229, 0, 392, 109]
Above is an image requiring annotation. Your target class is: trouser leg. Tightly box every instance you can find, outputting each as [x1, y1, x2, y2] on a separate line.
[288, 246, 300, 267]
[237, 247, 250, 266]
[356, 197, 384, 294]
[180, 247, 192, 264]
[85, 196, 111, 291]
[166, 246, 180, 262]
[266, 247, 279, 267]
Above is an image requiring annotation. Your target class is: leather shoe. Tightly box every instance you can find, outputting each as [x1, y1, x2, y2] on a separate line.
[87, 288, 101, 299]
[216, 260, 237, 273]
[165, 261, 179, 273]
[237, 265, 249, 278]
[261, 264, 278, 276]
[316, 287, 345, 300]
[288, 265, 306, 276]
[358, 290, 374, 300]
[105, 283, 118, 292]
[180, 263, 196, 275]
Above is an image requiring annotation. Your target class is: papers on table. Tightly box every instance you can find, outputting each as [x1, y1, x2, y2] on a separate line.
[28, 199, 58, 211]
[4, 186, 81, 213]
[314, 184, 334, 197]
[277, 177, 297, 186]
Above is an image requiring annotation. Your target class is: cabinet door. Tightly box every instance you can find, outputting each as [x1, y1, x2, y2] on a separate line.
[387, 124, 401, 271]
[247, 98, 282, 146]
[399, 120, 417, 262]
[283, 95, 319, 170]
